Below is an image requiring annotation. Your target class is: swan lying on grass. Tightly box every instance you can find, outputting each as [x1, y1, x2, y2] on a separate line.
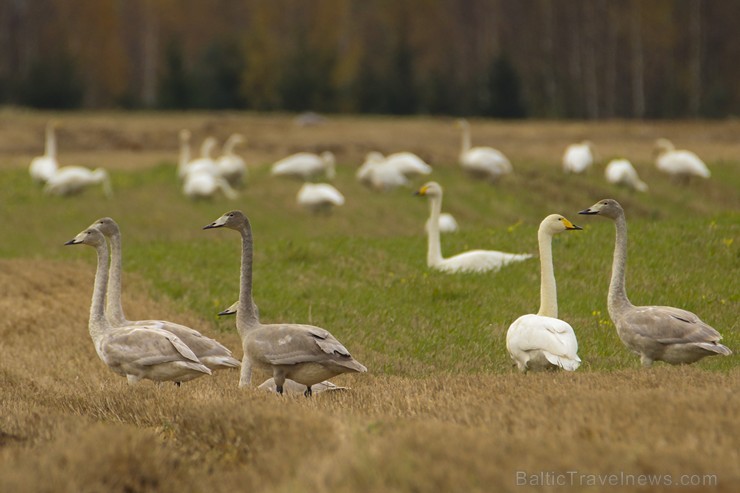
[457, 119, 512, 182]
[89, 217, 240, 372]
[654, 138, 710, 183]
[44, 166, 112, 197]
[29, 121, 59, 184]
[271, 151, 336, 181]
[579, 199, 731, 366]
[204, 210, 367, 395]
[65, 228, 211, 385]
[296, 183, 345, 213]
[506, 214, 582, 372]
[416, 182, 532, 273]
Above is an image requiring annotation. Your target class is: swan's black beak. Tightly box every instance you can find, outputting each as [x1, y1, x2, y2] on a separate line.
[203, 222, 221, 230]
[217, 308, 235, 317]
[579, 208, 598, 215]
[64, 239, 80, 245]
[569, 224, 583, 230]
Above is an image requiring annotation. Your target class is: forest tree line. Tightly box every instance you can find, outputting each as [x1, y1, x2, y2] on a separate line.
[1, 0, 738, 118]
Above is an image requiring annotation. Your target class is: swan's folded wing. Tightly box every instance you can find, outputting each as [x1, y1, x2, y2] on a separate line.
[510, 315, 578, 357]
[100, 327, 202, 367]
[621, 306, 723, 344]
[256, 324, 354, 365]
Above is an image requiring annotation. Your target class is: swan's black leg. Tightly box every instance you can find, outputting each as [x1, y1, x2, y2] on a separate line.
[276, 385, 284, 395]
[175, 381, 181, 387]
[304, 386, 312, 397]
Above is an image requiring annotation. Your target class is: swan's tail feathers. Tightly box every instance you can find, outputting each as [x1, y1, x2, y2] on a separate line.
[340, 358, 368, 373]
[635, 180, 649, 192]
[697, 342, 732, 356]
[544, 352, 581, 372]
[201, 355, 241, 370]
[505, 253, 535, 264]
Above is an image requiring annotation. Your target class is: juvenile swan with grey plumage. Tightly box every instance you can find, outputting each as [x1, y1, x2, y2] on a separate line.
[204, 210, 367, 395]
[579, 199, 731, 366]
[65, 228, 211, 384]
[89, 217, 240, 372]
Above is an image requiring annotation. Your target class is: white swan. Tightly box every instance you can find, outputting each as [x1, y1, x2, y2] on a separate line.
[605, 159, 648, 192]
[425, 212, 459, 234]
[44, 166, 112, 197]
[356, 152, 409, 192]
[579, 199, 731, 366]
[654, 138, 710, 182]
[457, 119, 512, 182]
[384, 152, 432, 177]
[297, 183, 345, 213]
[416, 182, 532, 273]
[204, 210, 367, 395]
[271, 151, 336, 181]
[181, 136, 219, 179]
[89, 217, 240, 371]
[29, 121, 59, 184]
[176, 129, 192, 179]
[217, 134, 247, 186]
[506, 214, 582, 372]
[182, 170, 238, 200]
[65, 228, 211, 384]
[562, 140, 594, 174]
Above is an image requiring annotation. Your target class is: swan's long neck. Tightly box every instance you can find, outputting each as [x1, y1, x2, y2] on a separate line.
[105, 232, 128, 326]
[460, 123, 471, 154]
[89, 242, 110, 341]
[237, 221, 260, 334]
[536, 229, 558, 318]
[608, 213, 633, 316]
[46, 125, 57, 158]
[178, 138, 191, 175]
[426, 194, 444, 266]
[223, 138, 237, 155]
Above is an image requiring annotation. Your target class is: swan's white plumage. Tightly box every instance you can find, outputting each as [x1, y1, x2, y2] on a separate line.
[217, 134, 247, 186]
[271, 151, 336, 180]
[44, 166, 112, 197]
[426, 212, 458, 234]
[457, 119, 512, 182]
[654, 138, 710, 180]
[297, 183, 345, 213]
[562, 141, 594, 174]
[30, 121, 59, 183]
[182, 170, 237, 200]
[181, 136, 219, 179]
[383, 152, 432, 177]
[417, 182, 532, 273]
[506, 214, 582, 372]
[356, 153, 410, 191]
[65, 228, 211, 384]
[605, 159, 648, 192]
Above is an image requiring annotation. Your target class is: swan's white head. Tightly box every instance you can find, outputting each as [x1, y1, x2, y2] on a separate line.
[540, 214, 582, 235]
[201, 137, 218, 155]
[654, 138, 674, 155]
[65, 228, 106, 247]
[365, 151, 384, 163]
[456, 119, 469, 129]
[415, 181, 442, 198]
[203, 210, 248, 230]
[579, 199, 624, 220]
[89, 217, 120, 237]
[179, 129, 191, 142]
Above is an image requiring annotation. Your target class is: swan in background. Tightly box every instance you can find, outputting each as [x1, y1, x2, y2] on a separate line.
[425, 212, 459, 234]
[415, 182, 532, 273]
[383, 152, 432, 177]
[181, 136, 219, 179]
[176, 129, 192, 179]
[89, 217, 240, 372]
[297, 183, 345, 213]
[605, 159, 648, 192]
[356, 152, 409, 192]
[506, 214, 582, 372]
[44, 166, 112, 197]
[579, 199, 731, 366]
[217, 133, 247, 186]
[562, 140, 594, 173]
[182, 170, 238, 200]
[29, 121, 59, 184]
[271, 151, 336, 181]
[203, 210, 367, 395]
[65, 228, 211, 385]
[654, 138, 710, 182]
[457, 119, 512, 182]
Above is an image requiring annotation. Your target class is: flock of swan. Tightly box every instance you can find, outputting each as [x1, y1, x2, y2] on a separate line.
[63, 193, 731, 393]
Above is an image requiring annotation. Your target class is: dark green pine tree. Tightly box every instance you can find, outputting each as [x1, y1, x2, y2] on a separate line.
[484, 54, 526, 118]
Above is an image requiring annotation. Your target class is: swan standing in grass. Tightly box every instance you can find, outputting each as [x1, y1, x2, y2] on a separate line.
[180, 136, 219, 179]
[44, 166, 112, 197]
[271, 151, 336, 181]
[579, 199, 732, 366]
[415, 182, 532, 273]
[604, 159, 648, 192]
[89, 217, 240, 372]
[383, 152, 432, 177]
[654, 138, 710, 182]
[356, 153, 409, 192]
[29, 121, 59, 184]
[217, 134, 247, 186]
[65, 228, 211, 385]
[296, 183, 345, 213]
[562, 141, 594, 174]
[506, 214, 582, 372]
[203, 210, 367, 395]
[457, 119, 512, 182]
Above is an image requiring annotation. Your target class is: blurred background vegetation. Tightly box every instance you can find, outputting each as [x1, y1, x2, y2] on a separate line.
[2, 0, 738, 118]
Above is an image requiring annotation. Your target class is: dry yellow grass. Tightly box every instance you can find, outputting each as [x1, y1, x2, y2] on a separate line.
[1, 259, 737, 492]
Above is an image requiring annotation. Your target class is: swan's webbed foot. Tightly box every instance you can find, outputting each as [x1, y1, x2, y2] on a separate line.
[304, 386, 312, 397]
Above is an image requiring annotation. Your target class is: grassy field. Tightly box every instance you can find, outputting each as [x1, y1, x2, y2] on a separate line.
[0, 110, 738, 492]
